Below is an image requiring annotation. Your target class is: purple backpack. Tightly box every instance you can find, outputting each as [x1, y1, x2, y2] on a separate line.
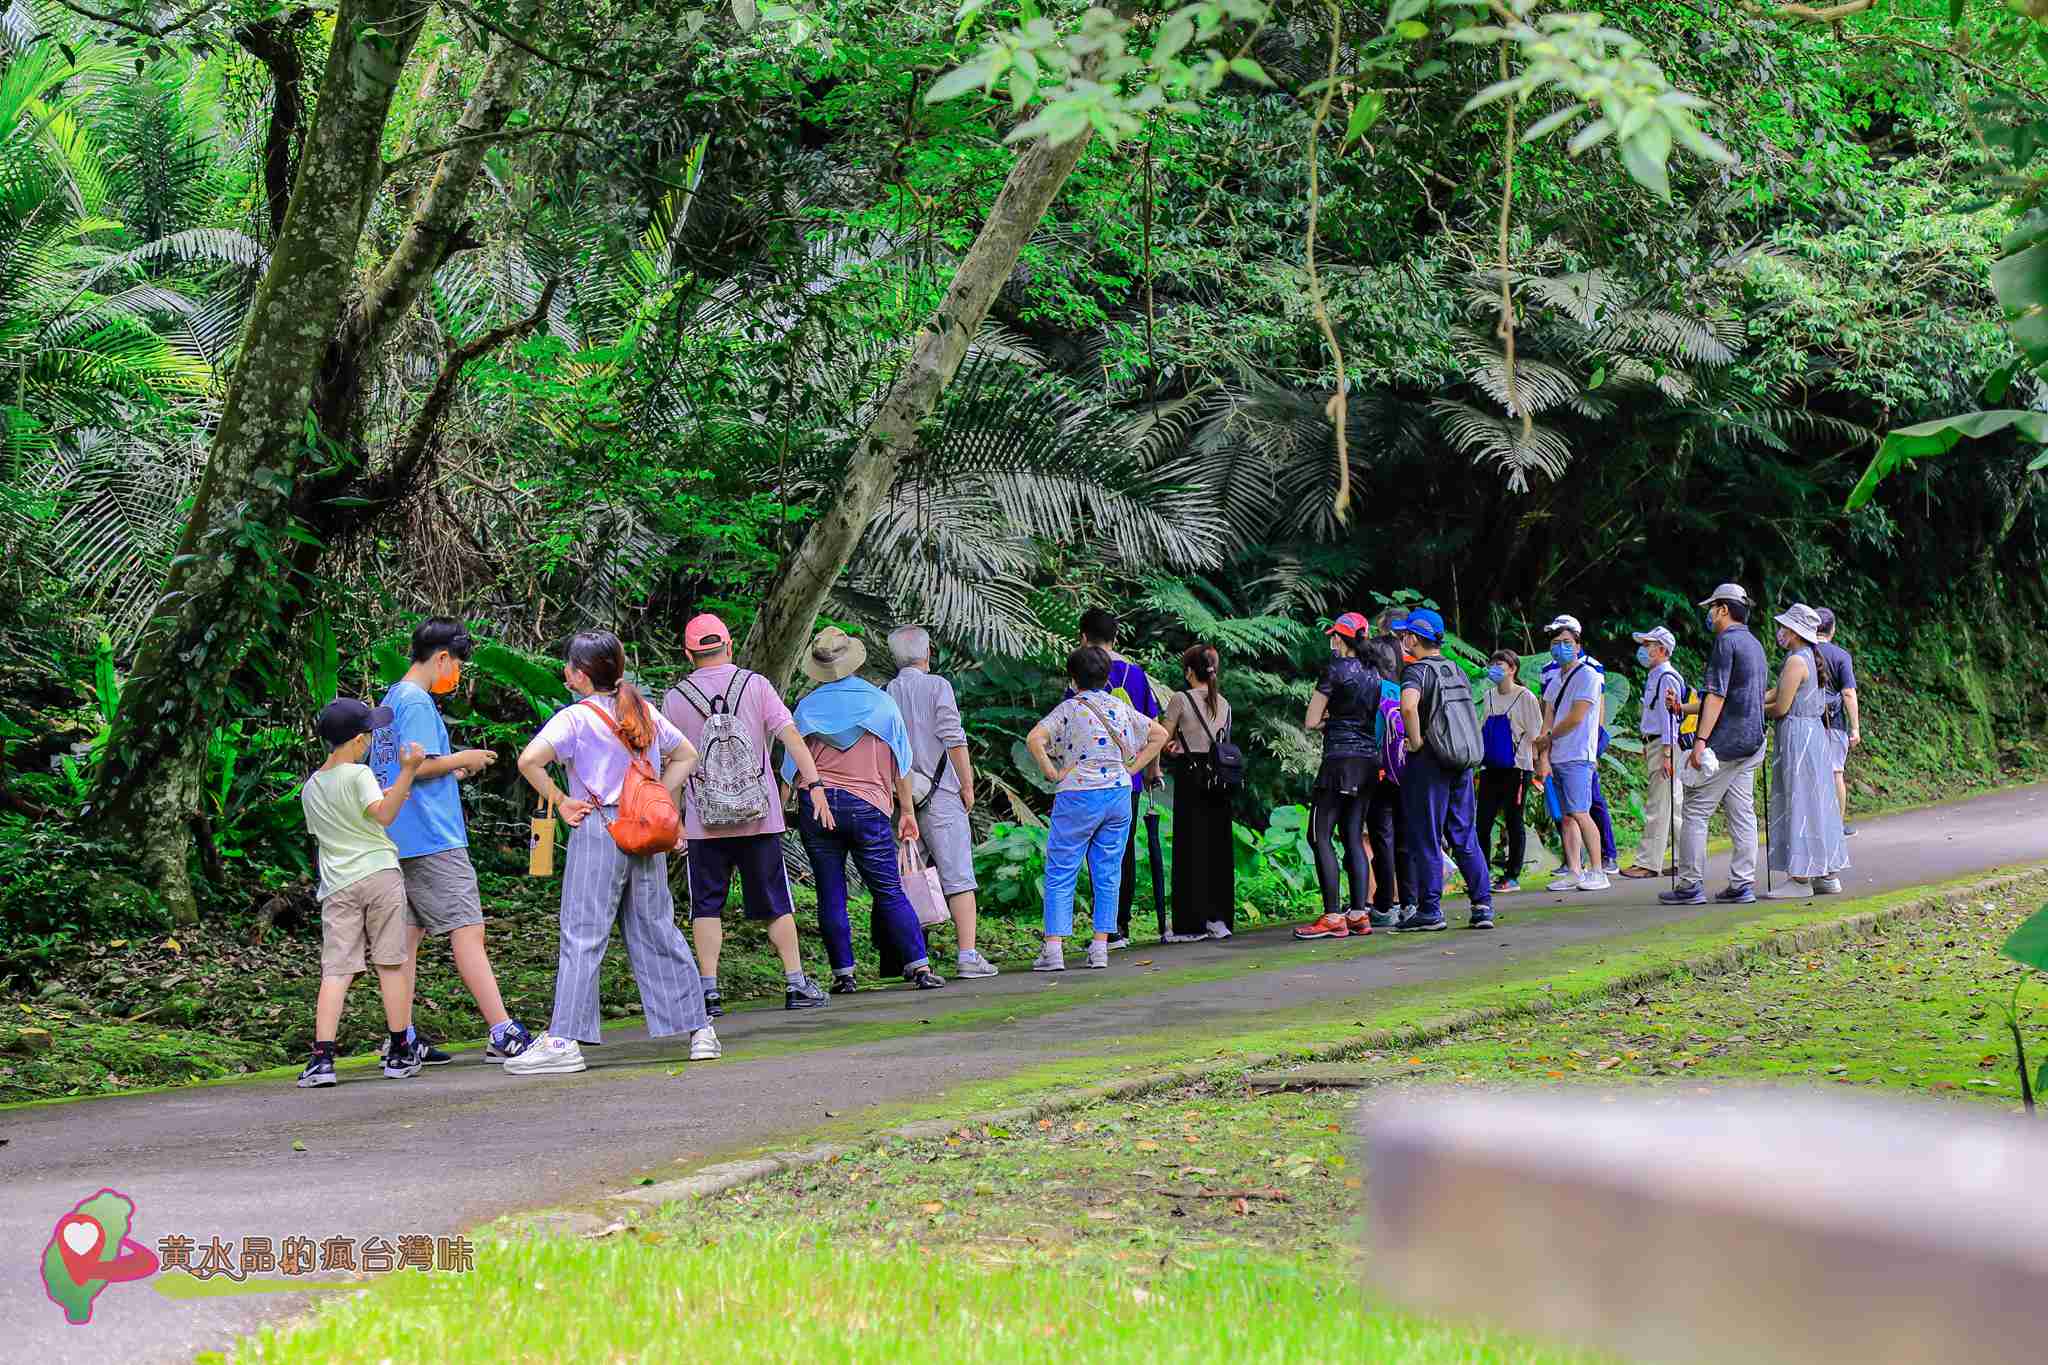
[1378, 694, 1408, 785]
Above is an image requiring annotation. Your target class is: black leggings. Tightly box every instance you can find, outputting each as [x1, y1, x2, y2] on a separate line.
[1311, 788, 1370, 916]
[1475, 767, 1529, 879]
[1366, 779, 1406, 912]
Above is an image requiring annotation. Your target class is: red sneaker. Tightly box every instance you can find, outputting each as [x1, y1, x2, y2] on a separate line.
[1293, 912, 1351, 940]
[1345, 912, 1373, 936]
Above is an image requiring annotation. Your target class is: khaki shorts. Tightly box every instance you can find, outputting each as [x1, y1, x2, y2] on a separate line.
[400, 848, 485, 935]
[320, 867, 410, 976]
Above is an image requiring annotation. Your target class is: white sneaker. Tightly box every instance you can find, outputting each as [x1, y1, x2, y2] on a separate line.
[1205, 921, 1233, 940]
[1815, 876, 1843, 894]
[689, 1025, 721, 1061]
[1547, 873, 1581, 892]
[503, 1034, 586, 1076]
[1086, 941, 1109, 969]
[1032, 944, 1066, 972]
[1578, 871, 1612, 891]
[1161, 931, 1208, 944]
[955, 950, 999, 978]
[1104, 935, 1132, 951]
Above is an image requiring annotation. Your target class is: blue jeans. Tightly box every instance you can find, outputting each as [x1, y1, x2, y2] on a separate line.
[797, 788, 930, 978]
[1400, 751, 1493, 917]
[1590, 770, 1616, 863]
[1043, 787, 1131, 938]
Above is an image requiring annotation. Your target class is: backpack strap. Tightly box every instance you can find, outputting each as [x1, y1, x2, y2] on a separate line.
[672, 678, 715, 719]
[720, 668, 752, 714]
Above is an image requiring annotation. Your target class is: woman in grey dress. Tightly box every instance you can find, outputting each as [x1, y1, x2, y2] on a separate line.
[1765, 603, 1847, 896]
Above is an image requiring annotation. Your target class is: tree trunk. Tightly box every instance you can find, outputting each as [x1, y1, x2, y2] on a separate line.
[738, 127, 1095, 691]
[92, 0, 431, 922]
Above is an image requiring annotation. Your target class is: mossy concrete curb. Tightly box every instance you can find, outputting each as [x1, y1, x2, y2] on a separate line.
[499, 867, 2046, 1238]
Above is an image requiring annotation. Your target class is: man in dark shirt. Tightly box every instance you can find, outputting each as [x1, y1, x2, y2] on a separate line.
[1661, 583, 1768, 906]
[1394, 609, 1494, 931]
[1815, 608, 1861, 835]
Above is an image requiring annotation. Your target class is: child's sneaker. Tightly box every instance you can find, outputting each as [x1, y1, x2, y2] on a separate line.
[1032, 943, 1066, 973]
[503, 1034, 587, 1076]
[379, 1028, 451, 1065]
[297, 1052, 337, 1088]
[485, 1020, 535, 1063]
[382, 1040, 425, 1079]
[689, 1026, 721, 1061]
[1495, 878, 1521, 895]
[955, 949, 999, 978]
[1086, 941, 1110, 969]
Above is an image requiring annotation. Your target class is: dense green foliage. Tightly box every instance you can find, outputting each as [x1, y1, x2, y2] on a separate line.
[0, 0, 2044, 965]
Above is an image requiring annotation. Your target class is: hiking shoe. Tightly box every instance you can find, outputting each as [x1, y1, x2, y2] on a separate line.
[831, 973, 859, 995]
[1394, 911, 1448, 933]
[956, 950, 999, 978]
[1086, 941, 1110, 969]
[296, 1053, 336, 1088]
[1546, 873, 1580, 892]
[785, 976, 830, 1010]
[1104, 935, 1132, 951]
[1602, 860, 1620, 876]
[1714, 883, 1757, 905]
[1577, 870, 1613, 891]
[1659, 884, 1707, 906]
[1368, 907, 1399, 929]
[703, 989, 725, 1019]
[1815, 876, 1843, 894]
[485, 1020, 535, 1063]
[1494, 878, 1520, 895]
[906, 967, 946, 990]
[382, 1029, 451, 1065]
[382, 1041, 425, 1080]
[1161, 931, 1209, 944]
[1293, 912, 1351, 940]
[1468, 907, 1496, 931]
[504, 1034, 586, 1076]
[689, 1025, 721, 1061]
[1205, 920, 1233, 940]
[1032, 944, 1066, 973]
[1345, 912, 1373, 936]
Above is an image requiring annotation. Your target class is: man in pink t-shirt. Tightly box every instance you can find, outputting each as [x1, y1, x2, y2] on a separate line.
[660, 614, 833, 1015]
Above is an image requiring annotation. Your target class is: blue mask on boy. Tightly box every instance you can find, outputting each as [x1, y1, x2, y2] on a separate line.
[1549, 642, 1577, 665]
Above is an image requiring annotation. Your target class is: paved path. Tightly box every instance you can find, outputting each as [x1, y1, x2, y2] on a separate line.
[6, 784, 2042, 1362]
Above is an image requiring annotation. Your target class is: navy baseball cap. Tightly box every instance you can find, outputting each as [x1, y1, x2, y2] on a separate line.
[1399, 608, 1446, 643]
[316, 699, 393, 748]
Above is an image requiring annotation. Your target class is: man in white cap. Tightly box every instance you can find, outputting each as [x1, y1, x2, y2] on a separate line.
[1537, 612, 1621, 877]
[1662, 583, 1768, 906]
[1535, 612, 1608, 891]
[1621, 626, 1684, 879]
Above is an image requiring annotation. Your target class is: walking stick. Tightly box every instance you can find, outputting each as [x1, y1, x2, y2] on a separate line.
[1665, 706, 1679, 897]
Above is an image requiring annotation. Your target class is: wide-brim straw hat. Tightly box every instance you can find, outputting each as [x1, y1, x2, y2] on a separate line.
[1774, 602, 1823, 645]
[800, 627, 867, 683]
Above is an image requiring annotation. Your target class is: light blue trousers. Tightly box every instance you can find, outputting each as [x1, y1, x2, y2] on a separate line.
[1042, 787, 1132, 938]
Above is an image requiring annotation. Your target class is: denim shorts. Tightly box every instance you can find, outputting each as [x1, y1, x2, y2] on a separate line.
[1552, 760, 1596, 815]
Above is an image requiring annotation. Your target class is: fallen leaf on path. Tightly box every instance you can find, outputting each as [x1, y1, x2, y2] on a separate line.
[1134, 1139, 1160, 1151]
[1595, 1057, 1622, 1071]
[1230, 1198, 1249, 1216]
[290, 1139, 306, 1152]
[920, 1202, 945, 1214]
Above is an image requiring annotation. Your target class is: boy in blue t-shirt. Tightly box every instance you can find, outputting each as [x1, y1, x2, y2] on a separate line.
[370, 618, 534, 1063]
[1072, 608, 1161, 946]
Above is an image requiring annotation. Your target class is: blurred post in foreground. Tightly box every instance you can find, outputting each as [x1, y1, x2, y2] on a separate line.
[1367, 1092, 2048, 1365]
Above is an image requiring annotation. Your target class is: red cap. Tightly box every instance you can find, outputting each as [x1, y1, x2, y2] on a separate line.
[1325, 611, 1368, 639]
[684, 613, 730, 651]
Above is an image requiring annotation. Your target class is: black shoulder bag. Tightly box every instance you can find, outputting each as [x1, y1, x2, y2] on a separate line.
[1185, 696, 1244, 792]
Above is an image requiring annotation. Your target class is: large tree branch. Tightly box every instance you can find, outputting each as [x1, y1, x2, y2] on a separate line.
[48, 0, 220, 38]
[233, 10, 314, 239]
[435, 0, 632, 83]
[1733, 0, 1876, 20]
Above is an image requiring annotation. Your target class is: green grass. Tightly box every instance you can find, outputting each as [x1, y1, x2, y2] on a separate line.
[229, 872, 2048, 1365]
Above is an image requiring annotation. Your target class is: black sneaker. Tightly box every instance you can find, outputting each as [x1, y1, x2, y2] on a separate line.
[1468, 907, 1496, 930]
[830, 974, 859, 995]
[1713, 883, 1757, 905]
[379, 1030, 453, 1065]
[297, 1052, 336, 1088]
[382, 1041, 425, 1079]
[484, 1020, 535, 1063]
[703, 989, 725, 1019]
[906, 967, 946, 990]
[1394, 911, 1448, 933]
[1843, 824, 1858, 837]
[785, 977, 829, 1010]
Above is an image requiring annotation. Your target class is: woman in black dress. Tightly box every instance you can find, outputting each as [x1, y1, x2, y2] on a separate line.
[1162, 644, 1237, 942]
[1294, 613, 1380, 939]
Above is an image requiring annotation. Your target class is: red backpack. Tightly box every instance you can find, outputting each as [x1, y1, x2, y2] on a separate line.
[579, 700, 680, 856]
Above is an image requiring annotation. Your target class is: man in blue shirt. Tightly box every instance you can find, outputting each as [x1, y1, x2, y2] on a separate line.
[1075, 608, 1160, 947]
[1661, 585, 1769, 906]
[371, 618, 534, 1062]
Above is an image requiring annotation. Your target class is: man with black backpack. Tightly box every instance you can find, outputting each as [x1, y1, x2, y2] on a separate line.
[1393, 609, 1494, 932]
[660, 614, 834, 1016]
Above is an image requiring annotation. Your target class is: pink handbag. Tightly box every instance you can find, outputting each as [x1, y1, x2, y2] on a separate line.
[899, 840, 949, 929]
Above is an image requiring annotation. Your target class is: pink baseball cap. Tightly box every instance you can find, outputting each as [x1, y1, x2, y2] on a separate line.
[684, 613, 730, 651]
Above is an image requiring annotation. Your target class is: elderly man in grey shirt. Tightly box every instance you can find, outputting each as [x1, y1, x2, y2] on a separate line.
[885, 626, 999, 978]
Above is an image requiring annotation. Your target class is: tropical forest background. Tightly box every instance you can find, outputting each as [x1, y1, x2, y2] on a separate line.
[1, 0, 2045, 1095]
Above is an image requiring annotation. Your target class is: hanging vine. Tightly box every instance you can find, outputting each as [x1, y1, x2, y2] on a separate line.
[1303, 0, 1351, 522]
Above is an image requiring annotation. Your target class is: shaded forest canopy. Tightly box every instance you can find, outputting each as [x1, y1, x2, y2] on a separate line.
[0, 0, 2044, 930]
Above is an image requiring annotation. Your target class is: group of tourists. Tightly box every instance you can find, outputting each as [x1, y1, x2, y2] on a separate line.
[295, 584, 1861, 1087]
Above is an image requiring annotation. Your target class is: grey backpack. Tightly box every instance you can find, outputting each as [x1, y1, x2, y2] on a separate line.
[672, 671, 770, 828]
[1419, 658, 1485, 772]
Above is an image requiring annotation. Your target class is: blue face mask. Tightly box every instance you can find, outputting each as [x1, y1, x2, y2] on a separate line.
[1704, 610, 1719, 633]
[1485, 665, 1507, 685]
[1635, 645, 1653, 668]
[1550, 642, 1577, 665]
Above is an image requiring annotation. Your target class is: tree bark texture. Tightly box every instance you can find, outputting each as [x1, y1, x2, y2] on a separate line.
[92, 0, 430, 921]
[738, 127, 1095, 691]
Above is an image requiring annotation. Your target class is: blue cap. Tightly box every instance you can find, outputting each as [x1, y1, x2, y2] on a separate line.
[1400, 608, 1446, 643]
